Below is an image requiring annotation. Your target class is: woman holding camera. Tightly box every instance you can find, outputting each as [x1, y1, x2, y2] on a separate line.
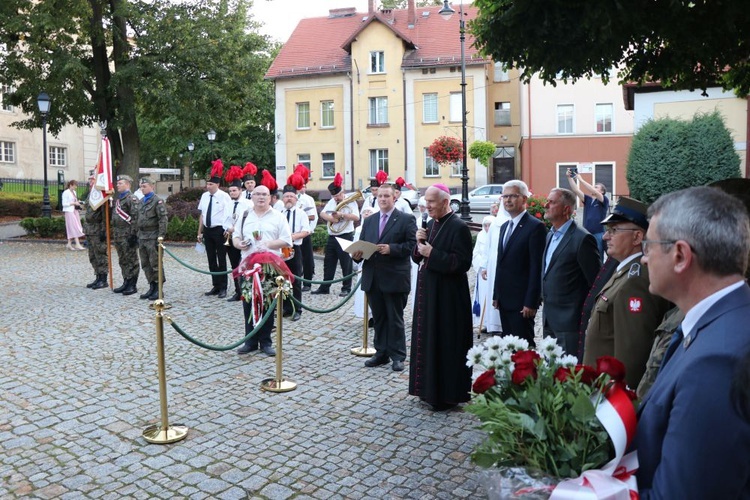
[62, 179, 85, 251]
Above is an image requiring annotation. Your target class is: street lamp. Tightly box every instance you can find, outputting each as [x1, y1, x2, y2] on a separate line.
[187, 141, 195, 188]
[206, 129, 216, 159]
[439, 0, 471, 221]
[37, 92, 52, 218]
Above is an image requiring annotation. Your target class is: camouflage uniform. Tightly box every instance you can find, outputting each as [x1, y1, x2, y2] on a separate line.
[583, 256, 672, 389]
[83, 202, 108, 276]
[112, 190, 141, 282]
[137, 193, 168, 284]
[636, 307, 685, 399]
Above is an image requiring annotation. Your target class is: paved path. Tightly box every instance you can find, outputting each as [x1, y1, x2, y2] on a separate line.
[0, 241, 490, 499]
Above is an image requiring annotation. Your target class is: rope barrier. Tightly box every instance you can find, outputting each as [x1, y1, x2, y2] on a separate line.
[292, 271, 359, 285]
[165, 297, 278, 351]
[162, 245, 234, 276]
[290, 278, 361, 313]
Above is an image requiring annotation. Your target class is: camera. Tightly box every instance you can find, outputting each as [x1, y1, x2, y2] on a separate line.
[568, 167, 578, 179]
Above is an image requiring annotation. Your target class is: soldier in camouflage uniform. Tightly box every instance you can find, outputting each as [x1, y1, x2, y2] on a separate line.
[137, 177, 168, 300]
[83, 174, 109, 289]
[636, 306, 684, 399]
[111, 175, 140, 295]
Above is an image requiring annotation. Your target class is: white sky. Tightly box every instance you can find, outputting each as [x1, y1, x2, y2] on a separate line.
[252, 0, 371, 43]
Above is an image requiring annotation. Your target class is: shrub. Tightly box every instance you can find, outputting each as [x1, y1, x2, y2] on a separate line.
[179, 215, 199, 242]
[19, 216, 67, 237]
[312, 225, 328, 250]
[527, 195, 551, 229]
[0, 192, 44, 217]
[166, 216, 183, 241]
[627, 111, 741, 204]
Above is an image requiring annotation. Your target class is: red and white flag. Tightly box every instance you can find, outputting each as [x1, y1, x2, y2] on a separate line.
[88, 136, 113, 209]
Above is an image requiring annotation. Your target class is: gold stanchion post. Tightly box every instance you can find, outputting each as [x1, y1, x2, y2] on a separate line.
[149, 238, 171, 310]
[261, 276, 297, 393]
[142, 237, 188, 444]
[351, 292, 376, 356]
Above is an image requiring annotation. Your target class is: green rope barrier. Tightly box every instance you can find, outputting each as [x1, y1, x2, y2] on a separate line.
[162, 245, 235, 276]
[166, 297, 278, 351]
[293, 270, 359, 285]
[290, 277, 361, 313]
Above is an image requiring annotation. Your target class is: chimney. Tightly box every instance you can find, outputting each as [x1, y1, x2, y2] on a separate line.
[368, 0, 375, 14]
[408, 0, 416, 28]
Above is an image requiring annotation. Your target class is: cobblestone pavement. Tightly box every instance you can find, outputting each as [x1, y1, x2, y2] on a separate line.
[0, 241, 493, 499]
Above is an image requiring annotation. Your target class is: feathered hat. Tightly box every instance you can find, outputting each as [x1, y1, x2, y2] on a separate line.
[394, 176, 406, 191]
[208, 159, 224, 184]
[225, 165, 244, 188]
[328, 172, 343, 195]
[284, 173, 305, 193]
[242, 162, 258, 182]
[260, 169, 278, 195]
[374, 170, 388, 188]
[294, 163, 310, 184]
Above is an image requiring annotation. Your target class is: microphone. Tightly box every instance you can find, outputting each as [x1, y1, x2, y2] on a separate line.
[420, 212, 428, 243]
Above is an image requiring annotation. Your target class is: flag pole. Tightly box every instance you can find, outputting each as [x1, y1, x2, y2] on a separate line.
[105, 201, 113, 289]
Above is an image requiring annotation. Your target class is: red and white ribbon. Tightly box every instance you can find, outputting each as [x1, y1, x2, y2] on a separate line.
[550, 385, 639, 499]
[244, 263, 264, 326]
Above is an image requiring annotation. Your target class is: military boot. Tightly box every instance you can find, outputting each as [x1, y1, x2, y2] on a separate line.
[91, 274, 108, 290]
[113, 279, 129, 293]
[140, 282, 156, 299]
[86, 275, 99, 288]
[147, 282, 160, 301]
[122, 277, 138, 296]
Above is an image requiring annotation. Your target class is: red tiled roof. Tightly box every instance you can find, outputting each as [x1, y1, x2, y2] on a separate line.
[265, 5, 486, 80]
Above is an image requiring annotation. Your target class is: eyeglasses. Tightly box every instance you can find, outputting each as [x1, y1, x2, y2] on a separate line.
[500, 194, 521, 200]
[642, 239, 677, 256]
[604, 226, 640, 235]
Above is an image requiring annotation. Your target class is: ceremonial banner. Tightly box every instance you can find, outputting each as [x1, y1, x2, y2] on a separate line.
[88, 136, 113, 209]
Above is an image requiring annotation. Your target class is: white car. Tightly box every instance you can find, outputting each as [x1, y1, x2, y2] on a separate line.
[450, 184, 504, 213]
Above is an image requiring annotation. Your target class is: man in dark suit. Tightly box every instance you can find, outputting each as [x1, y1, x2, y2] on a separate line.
[541, 188, 600, 357]
[492, 180, 547, 346]
[635, 186, 750, 498]
[352, 183, 416, 372]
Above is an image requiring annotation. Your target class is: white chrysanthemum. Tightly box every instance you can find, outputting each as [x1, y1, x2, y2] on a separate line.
[559, 354, 579, 367]
[498, 350, 514, 367]
[503, 336, 529, 352]
[483, 336, 503, 352]
[466, 346, 485, 368]
[538, 337, 559, 354]
[482, 350, 502, 369]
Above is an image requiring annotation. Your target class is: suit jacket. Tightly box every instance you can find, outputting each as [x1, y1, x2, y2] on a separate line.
[493, 212, 547, 311]
[542, 221, 600, 332]
[358, 209, 416, 294]
[635, 283, 750, 499]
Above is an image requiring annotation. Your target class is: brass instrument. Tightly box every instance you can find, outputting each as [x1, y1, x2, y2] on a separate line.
[327, 190, 364, 235]
[224, 212, 238, 246]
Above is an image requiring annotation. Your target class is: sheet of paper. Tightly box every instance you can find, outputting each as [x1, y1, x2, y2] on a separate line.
[336, 237, 379, 259]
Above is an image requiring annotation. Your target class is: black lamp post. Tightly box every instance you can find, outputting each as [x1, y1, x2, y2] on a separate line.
[187, 141, 195, 188]
[37, 92, 52, 218]
[207, 129, 216, 159]
[439, 0, 471, 221]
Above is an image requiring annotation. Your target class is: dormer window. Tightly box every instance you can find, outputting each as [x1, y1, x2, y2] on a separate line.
[370, 51, 385, 74]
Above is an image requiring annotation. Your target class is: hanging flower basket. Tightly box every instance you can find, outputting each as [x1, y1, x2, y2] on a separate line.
[468, 140, 497, 167]
[428, 135, 464, 165]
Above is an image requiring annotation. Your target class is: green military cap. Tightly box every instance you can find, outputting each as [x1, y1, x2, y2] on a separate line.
[139, 177, 154, 186]
[117, 174, 133, 183]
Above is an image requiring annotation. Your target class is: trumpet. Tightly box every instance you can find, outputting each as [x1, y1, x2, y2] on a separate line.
[224, 212, 238, 246]
[327, 189, 364, 235]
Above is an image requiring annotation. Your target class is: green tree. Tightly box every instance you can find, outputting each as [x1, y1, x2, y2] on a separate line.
[0, 0, 275, 180]
[626, 112, 741, 204]
[471, 0, 750, 96]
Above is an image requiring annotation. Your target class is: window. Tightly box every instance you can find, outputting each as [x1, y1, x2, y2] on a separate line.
[493, 62, 509, 82]
[449, 93, 462, 122]
[1, 85, 13, 112]
[557, 164, 577, 188]
[370, 51, 385, 73]
[296, 102, 310, 129]
[424, 148, 439, 176]
[321, 153, 335, 178]
[451, 161, 461, 177]
[595, 103, 613, 133]
[297, 154, 310, 172]
[49, 146, 67, 168]
[0, 141, 15, 163]
[368, 97, 388, 125]
[557, 104, 574, 134]
[494, 102, 511, 126]
[320, 101, 334, 128]
[369, 149, 389, 177]
[422, 93, 438, 123]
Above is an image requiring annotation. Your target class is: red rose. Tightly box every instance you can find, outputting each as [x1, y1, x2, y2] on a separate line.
[472, 369, 497, 394]
[511, 350, 541, 365]
[575, 364, 599, 385]
[512, 362, 538, 385]
[596, 356, 626, 382]
[535, 212, 542, 218]
[554, 366, 573, 383]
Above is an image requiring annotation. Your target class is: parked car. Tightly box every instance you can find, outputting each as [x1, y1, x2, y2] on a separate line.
[450, 184, 504, 213]
[362, 184, 420, 209]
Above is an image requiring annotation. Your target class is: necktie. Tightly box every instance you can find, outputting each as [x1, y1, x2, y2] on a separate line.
[658, 324, 684, 373]
[379, 213, 388, 238]
[206, 194, 214, 227]
[232, 201, 238, 215]
[503, 221, 514, 249]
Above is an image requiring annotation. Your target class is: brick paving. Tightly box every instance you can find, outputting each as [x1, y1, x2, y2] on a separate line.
[0, 240, 489, 498]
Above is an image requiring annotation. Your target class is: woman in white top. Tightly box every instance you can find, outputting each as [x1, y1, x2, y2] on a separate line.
[62, 180, 85, 250]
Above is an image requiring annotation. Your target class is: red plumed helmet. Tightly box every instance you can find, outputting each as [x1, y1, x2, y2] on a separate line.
[287, 173, 305, 191]
[225, 165, 243, 184]
[294, 163, 310, 183]
[333, 172, 343, 188]
[210, 159, 224, 178]
[243, 162, 258, 177]
[260, 169, 278, 192]
[395, 176, 406, 188]
[375, 170, 388, 186]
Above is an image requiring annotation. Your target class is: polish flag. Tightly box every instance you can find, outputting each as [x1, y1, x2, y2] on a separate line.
[88, 136, 113, 209]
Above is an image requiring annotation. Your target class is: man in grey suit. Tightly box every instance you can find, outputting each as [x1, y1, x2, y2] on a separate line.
[541, 188, 600, 357]
[352, 183, 416, 372]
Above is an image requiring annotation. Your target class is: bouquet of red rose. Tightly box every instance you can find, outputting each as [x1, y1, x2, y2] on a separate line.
[466, 336, 638, 497]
